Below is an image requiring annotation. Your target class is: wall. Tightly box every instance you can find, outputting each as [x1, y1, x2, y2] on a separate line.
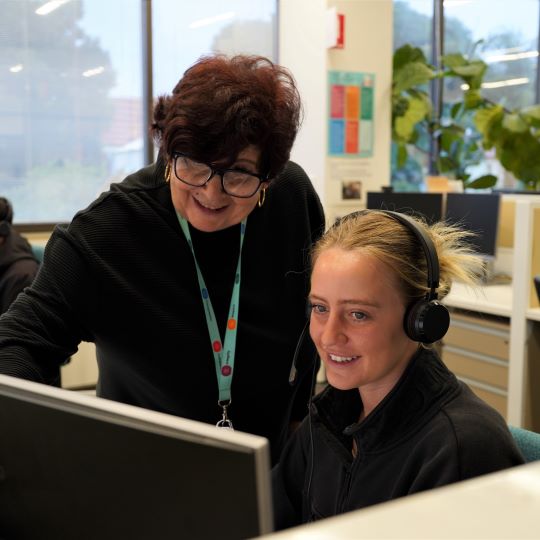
[279, 0, 394, 224]
[325, 0, 393, 223]
[278, 0, 328, 204]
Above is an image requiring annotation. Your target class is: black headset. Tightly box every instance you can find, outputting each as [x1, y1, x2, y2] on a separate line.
[0, 197, 13, 238]
[344, 209, 450, 344]
[288, 209, 450, 385]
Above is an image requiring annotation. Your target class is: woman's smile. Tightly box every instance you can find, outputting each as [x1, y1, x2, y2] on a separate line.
[170, 145, 264, 232]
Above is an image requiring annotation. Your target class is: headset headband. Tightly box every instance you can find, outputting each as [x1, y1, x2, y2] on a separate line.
[378, 210, 440, 300]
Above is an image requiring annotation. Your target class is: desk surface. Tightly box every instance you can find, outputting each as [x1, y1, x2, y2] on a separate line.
[262, 461, 540, 539]
[444, 281, 512, 317]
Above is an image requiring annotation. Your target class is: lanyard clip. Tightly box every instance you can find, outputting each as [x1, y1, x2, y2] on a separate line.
[216, 400, 234, 430]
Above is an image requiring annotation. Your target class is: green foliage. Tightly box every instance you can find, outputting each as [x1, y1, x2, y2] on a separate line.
[392, 44, 540, 191]
[391, 45, 435, 169]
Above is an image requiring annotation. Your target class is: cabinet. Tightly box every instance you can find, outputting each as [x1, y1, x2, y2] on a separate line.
[443, 195, 540, 431]
[441, 309, 510, 418]
[61, 341, 98, 390]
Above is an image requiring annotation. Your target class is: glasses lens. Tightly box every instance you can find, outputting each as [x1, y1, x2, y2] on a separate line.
[175, 155, 211, 186]
[223, 171, 261, 197]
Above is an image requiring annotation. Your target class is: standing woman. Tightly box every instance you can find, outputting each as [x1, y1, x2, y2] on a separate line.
[273, 210, 523, 528]
[0, 55, 325, 462]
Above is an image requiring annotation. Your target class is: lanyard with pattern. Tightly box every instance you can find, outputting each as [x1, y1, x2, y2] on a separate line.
[177, 212, 246, 429]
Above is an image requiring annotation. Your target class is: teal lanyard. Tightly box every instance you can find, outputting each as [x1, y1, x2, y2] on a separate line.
[177, 213, 246, 429]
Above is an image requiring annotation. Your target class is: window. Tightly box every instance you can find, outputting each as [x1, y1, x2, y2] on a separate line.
[153, 0, 276, 97]
[392, 0, 540, 191]
[0, 0, 143, 224]
[0, 0, 277, 225]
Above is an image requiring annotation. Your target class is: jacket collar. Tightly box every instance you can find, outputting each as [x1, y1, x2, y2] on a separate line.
[312, 348, 461, 453]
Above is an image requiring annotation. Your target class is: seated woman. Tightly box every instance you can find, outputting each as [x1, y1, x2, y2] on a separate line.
[0, 197, 40, 315]
[273, 209, 524, 529]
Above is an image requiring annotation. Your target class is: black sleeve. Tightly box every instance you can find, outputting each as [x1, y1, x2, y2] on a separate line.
[0, 226, 95, 384]
[272, 416, 311, 531]
[287, 163, 325, 423]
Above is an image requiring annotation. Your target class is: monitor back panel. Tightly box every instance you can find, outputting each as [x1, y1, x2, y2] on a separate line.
[0, 377, 272, 540]
[445, 193, 501, 257]
[366, 192, 444, 224]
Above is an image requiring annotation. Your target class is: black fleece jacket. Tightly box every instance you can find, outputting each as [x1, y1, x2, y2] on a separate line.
[272, 348, 525, 529]
[0, 159, 325, 463]
[0, 227, 39, 315]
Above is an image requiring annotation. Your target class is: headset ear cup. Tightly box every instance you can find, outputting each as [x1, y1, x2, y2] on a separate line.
[405, 300, 450, 344]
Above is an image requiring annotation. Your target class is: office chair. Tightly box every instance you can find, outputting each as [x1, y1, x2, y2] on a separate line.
[508, 425, 540, 463]
[31, 243, 45, 264]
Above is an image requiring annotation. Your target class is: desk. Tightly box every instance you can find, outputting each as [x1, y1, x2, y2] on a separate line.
[441, 196, 540, 430]
[261, 462, 540, 539]
[445, 281, 512, 317]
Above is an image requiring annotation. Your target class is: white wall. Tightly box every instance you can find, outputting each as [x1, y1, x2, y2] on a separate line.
[278, 0, 328, 204]
[325, 0, 393, 223]
[279, 0, 394, 223]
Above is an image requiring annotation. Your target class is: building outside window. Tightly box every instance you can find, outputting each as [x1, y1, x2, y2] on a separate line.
[0, 0, 277, 225]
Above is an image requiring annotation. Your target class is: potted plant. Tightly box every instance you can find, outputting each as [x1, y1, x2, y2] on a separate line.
[392, 44, 540, 190]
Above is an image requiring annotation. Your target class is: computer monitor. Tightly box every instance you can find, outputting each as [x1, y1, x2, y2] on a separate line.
[0, 374, 273, 540]
[445, 193, 501, 258]
[366, 191, 444, 224]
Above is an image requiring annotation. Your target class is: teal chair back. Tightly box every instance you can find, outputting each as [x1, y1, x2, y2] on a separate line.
[509, 425, 540, 463]
[31, 244, 45, 264]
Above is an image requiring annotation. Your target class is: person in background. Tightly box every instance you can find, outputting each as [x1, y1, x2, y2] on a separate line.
[0, 55, 325, 463]
[273, 210, 524, 528]
[0, 197, 40, 315]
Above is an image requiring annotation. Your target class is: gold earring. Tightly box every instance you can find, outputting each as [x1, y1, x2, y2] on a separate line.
[165, 162, 171, 182]
[258, 188, 267, 208]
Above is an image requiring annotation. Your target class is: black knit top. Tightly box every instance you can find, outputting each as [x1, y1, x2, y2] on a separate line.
[0, 159, 325, 462]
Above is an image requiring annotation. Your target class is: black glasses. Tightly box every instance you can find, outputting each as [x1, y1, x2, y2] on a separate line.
[171, 153, 266, 198]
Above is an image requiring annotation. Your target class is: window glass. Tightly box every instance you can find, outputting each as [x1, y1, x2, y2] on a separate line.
[445, 0, 538, 109]
[0, 0, 143, 224]
[0, 0, 277, 225]
[392, 0, 540, 191]
[442, 0, 539, 188]
[392, 0, 433, 190]
[152, 0, 277, 98]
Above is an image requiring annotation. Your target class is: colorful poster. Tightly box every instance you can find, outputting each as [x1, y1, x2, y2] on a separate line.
[328, 71, 374, 157]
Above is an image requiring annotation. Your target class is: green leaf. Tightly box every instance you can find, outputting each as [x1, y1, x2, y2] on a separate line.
[438, 156, 457, 174]
[440, 125, 463, 152]
[451, 62, 486, 79]
[393, 62, 435, 94]
[393, 44, 428, 71]
[397, 143, 408, 168]
[394, 96, 430, 141]
[503, 113, 529, 133]
[464, 175, 498, 189]
[450, 102, 462, 119]
[442, 53, 467, 69]
[464, 89, 483, 109]
[474, 105, 504, 144]
[521, 105, 540, 128]
[495, 131, 540, 184]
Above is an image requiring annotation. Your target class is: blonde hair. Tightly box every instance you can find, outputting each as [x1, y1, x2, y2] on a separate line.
[311, 210, 485, 305]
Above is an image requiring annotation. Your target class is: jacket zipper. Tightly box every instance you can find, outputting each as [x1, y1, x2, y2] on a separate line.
[337, 443, 360, 513]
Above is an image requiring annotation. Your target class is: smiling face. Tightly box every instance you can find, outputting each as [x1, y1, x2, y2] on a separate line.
[169, 145, 266, 232]
[309, 247, 419, 401]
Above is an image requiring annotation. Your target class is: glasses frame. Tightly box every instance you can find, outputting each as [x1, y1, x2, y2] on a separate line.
[171, 152, 267, 199]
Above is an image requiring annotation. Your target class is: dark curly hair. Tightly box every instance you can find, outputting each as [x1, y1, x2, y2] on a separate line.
[151, 54, 302, 179]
